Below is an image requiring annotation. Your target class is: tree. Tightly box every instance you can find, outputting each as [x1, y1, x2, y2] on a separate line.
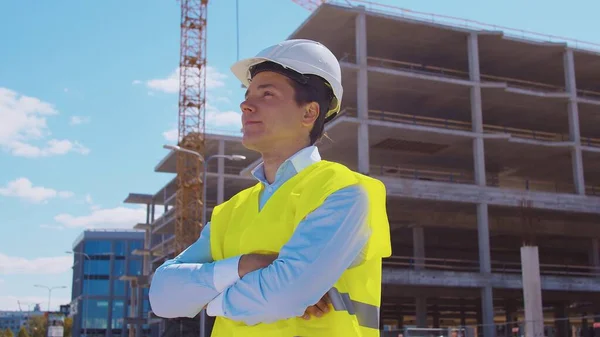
[27, 316, 46, 337]
[3, 328, 14, 337]
[17, 327, 29, 337]
[63, 317, 72, 337]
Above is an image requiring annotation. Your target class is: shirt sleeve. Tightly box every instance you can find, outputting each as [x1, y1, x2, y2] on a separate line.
[205, 184, 371, 325]
[148, 222, 242, 318]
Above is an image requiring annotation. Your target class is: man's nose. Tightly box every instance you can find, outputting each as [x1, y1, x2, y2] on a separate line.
[240, 99, 255, 114]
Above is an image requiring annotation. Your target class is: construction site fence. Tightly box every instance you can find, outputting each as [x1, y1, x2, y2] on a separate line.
[383, 256, 600, 278]
[328, 0, 600, 53]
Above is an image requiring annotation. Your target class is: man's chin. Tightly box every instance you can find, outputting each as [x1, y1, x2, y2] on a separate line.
[241, 134, 263, 152]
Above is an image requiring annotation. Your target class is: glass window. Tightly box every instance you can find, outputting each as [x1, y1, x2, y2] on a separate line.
[129, 240, 143, 254]
[84, 260, 111, 275]
[114, 241, 126, 257]
[82, 299, 109, 329]
[111, 300, 125, 329]
[113, 259, 126, 276]
[113, 280, 126, 297]
[83, 279, 110, 296]
[128, 259, 142, 276]
[84, 240, 112, 255]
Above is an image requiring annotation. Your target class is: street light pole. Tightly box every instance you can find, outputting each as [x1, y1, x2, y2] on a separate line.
[33, 285, 67, 312]
[163, 144, 246, 337]
[66, 250, 90, 337]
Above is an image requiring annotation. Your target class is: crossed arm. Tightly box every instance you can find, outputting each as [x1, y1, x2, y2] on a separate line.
[148, 184, 371, 325]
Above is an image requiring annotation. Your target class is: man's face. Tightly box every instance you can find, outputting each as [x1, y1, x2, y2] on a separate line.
[240, 71, 313, 152]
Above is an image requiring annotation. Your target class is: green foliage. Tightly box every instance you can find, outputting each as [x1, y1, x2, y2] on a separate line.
[17, 327, 29, 337]
[3, 328, 14, 337]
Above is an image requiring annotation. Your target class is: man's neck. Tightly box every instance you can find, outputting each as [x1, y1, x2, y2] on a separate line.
[261, 141, 310, 184]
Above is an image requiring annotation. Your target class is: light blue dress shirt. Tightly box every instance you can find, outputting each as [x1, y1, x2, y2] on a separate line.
[148, 145, 371, 326]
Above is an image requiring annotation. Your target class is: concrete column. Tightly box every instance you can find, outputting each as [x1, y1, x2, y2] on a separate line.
[432, 304, 440, 328]
[505, 301, 516, 337]
[582, 314, 590, 337]
[151, 202, 155, 222]
[468, 32, 486, 186]
[477, 203, 495, 337]
[469, 33, 495, 337]
[416, 296, 427, 328]
[521, 245, 544, 337]
[356, 7, 369, 174]
[460, 299, 467, 328]
[590, 238, 600, 275]
[413, 226, 425, 270]
[554, 304, 569, 337]
[563, 49, 586, 195]
[217, 139, 225, 204]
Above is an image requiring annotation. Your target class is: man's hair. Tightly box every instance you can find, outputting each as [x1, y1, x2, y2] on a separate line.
[287, 76, 333, 145]
[249, 61, 334, 145]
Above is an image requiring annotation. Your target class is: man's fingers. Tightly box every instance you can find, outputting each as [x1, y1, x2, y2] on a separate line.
[314, 298, 330, 314]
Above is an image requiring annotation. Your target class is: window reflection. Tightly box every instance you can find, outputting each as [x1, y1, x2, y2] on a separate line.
[84, 240, 112, 255]
[128, 259, 142, 276]
[83, 279, 110, 296]
[113, 259, 126, 275]
[111, 300, 124, 329]
[114, 241, 126, 257]
[82, 299, 109, 329]
[113, 280, 126, 297]
[129, 240, 143, 254]
[84, 260, 111, 275]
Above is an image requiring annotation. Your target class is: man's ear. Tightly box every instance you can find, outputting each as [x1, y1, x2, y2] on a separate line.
[302, 102, 320, 126]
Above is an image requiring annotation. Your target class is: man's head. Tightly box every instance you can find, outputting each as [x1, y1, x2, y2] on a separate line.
[231, 39, 342, 152]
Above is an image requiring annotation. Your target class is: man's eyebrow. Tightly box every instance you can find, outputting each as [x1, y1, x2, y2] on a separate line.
[245, 84, 276, 98]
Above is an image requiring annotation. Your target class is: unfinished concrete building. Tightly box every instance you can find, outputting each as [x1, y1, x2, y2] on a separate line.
[125, 3, 600, 337]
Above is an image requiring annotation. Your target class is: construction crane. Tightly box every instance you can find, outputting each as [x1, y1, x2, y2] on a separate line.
[174, 0, 209, 256]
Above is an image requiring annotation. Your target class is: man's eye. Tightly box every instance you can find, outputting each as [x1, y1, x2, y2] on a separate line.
[264, 91, 273, 97]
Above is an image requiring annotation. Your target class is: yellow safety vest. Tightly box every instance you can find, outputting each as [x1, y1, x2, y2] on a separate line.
[209, 160, 392, 337]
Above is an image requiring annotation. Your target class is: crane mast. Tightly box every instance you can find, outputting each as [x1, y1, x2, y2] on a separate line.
[175, 0, 208, 256]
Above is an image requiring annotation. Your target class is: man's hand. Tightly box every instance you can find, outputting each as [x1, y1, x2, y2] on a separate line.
[300, 293, 331, 320]
[238, 252, 278, 278]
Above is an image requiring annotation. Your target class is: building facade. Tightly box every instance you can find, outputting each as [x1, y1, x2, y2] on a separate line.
[70, 229, 153, 337]
[0, 307, 43, 335]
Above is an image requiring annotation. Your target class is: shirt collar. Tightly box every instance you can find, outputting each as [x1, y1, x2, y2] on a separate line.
[251, 145, 321, 184]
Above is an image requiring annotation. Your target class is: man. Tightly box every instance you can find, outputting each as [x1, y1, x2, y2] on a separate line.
[149, 39, 391, 337]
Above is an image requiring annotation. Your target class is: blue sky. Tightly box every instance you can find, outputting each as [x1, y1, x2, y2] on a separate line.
[0, 0, 597, 311]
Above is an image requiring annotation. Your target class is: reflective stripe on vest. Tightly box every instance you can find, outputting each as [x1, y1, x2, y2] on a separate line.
[327, 287, 380, 330]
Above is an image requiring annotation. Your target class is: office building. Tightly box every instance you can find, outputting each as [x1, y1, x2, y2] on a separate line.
[70, 229, 154, 337]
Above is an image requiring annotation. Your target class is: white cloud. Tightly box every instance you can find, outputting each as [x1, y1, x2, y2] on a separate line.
[0, 253, 71, 275]
[53, 205, 152, 229]
[0, 294, 70, 311]
[163, 128, 178, 142]
[0, 87, 90, 157]
[0, 178, 74, 203]
[140, 66, 227, 94]
[69, 115, 90, 125]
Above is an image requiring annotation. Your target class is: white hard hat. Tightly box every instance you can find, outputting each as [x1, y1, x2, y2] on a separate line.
[231, 39, 343, 123]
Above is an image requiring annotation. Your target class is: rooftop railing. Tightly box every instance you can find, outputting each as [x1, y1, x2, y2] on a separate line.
[327, 0, 600, 53]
